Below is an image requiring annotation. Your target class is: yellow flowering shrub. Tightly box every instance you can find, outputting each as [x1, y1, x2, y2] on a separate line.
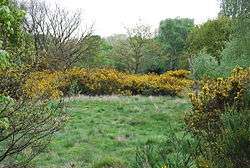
[119, 72, 192, 96]
[17, 68, 192, 99]
[185, 67, 250, 134]
[83, 68, 126, 95]
[22, 71, 69, 99]
[163, 69, 191, 79]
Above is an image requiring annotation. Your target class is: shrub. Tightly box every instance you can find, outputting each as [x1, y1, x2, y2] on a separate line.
[212, 108, 250, 167]
[80, 68, 126, 95]
[0, 50, 12, 69]
[191, 51, 220, 80]
[191, 39, 250, 80]
[0, 67, 68, 167]
[0, 95, 67, 167]
[218, 39, 250, 77]
[22, 70, 69, 99]
[186, 67, 250, 135]
[193, 107, 250, 168]
[133, 133, 197, 168]
[0, 68, 25, 99]
[21, 68, 192, 98]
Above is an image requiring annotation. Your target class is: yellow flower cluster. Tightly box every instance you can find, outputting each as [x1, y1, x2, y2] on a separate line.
[186, 67, 250, 133]
[22, 70, 69, 99]
[22, 68, 192, 99]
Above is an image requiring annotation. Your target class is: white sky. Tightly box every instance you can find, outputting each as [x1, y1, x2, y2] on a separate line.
[45, 0, 220, 37]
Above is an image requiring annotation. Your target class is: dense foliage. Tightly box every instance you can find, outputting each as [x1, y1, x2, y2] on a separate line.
[186, 67, 250, 134]
[187, 17, 232, 63]
[20, 68, 192, 98]
[158, 18, 194, 70]
[133, 67, 250, 168]
[0, 0, 25, 49]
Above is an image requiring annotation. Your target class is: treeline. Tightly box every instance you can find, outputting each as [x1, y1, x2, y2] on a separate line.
[1, 0, 248, 75]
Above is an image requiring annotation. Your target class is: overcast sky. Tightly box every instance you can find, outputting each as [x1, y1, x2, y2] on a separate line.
[45, 0, 220, 37]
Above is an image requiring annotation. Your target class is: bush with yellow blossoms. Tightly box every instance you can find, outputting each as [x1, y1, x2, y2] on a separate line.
[185, 67, 250, 134]
[21, 68, 192, 99]
[22, 70, 70, 99]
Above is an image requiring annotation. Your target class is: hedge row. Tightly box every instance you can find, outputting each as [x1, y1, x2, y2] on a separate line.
[20, 68, 192, 99]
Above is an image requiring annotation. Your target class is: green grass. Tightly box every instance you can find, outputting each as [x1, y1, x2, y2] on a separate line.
[33, 96, 191, 168]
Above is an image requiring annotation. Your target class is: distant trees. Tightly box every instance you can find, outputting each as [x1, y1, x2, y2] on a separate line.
[77, 35, 113, 68]
[189, 0, 249, 79]
[2, 1, 247, 74]
[218, 0, 250, 71]
[157, 18, 194, 70]
[109, 23, 165, 73]
[187, 17, 232, 64]
[124, 23, 153, 73]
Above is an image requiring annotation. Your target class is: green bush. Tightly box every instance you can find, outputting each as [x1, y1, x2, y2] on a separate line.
[186, 66, 250, 168]
[0, 95, 67, 167]
[133, 133, 197, 168]
[191, 51, 220, 80]
[218, 39, 250, 77]
[0, 50, 11, 69]
[191, 39, 250, 80]
[194, 108, 250, 168]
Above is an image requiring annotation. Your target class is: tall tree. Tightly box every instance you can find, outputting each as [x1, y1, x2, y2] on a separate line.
[218, 0, 250, 68]
[219, 0, 249, 18]
[111, 23, 155, 73]
[186, 17, 232, 64]
[21, 0, 94, 70]
[157, 18, 194, 70]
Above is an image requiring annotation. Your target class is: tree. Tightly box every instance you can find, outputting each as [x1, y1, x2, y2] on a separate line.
[186, 17, 232, 64]
[109, 23, 167, 73]
[0, 1, 67, 166]
[77, 35, 111, 68]
[217, 0, 250, 71]
[126, 23, 154, 73]
[0, 0, 29, 66]
[20, 0, 94, 70]
[110, 23, 155, 73]
[218, 0, 249, 50]
[140, 39, 166, 73]
[0, 0, 25, 50]
[219, 0, 249, 18]
[93, 38, 114, 68]
[157, 18, 194, 70]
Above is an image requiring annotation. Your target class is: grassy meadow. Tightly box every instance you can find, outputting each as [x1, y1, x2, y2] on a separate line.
[33, 96, 191, 167]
